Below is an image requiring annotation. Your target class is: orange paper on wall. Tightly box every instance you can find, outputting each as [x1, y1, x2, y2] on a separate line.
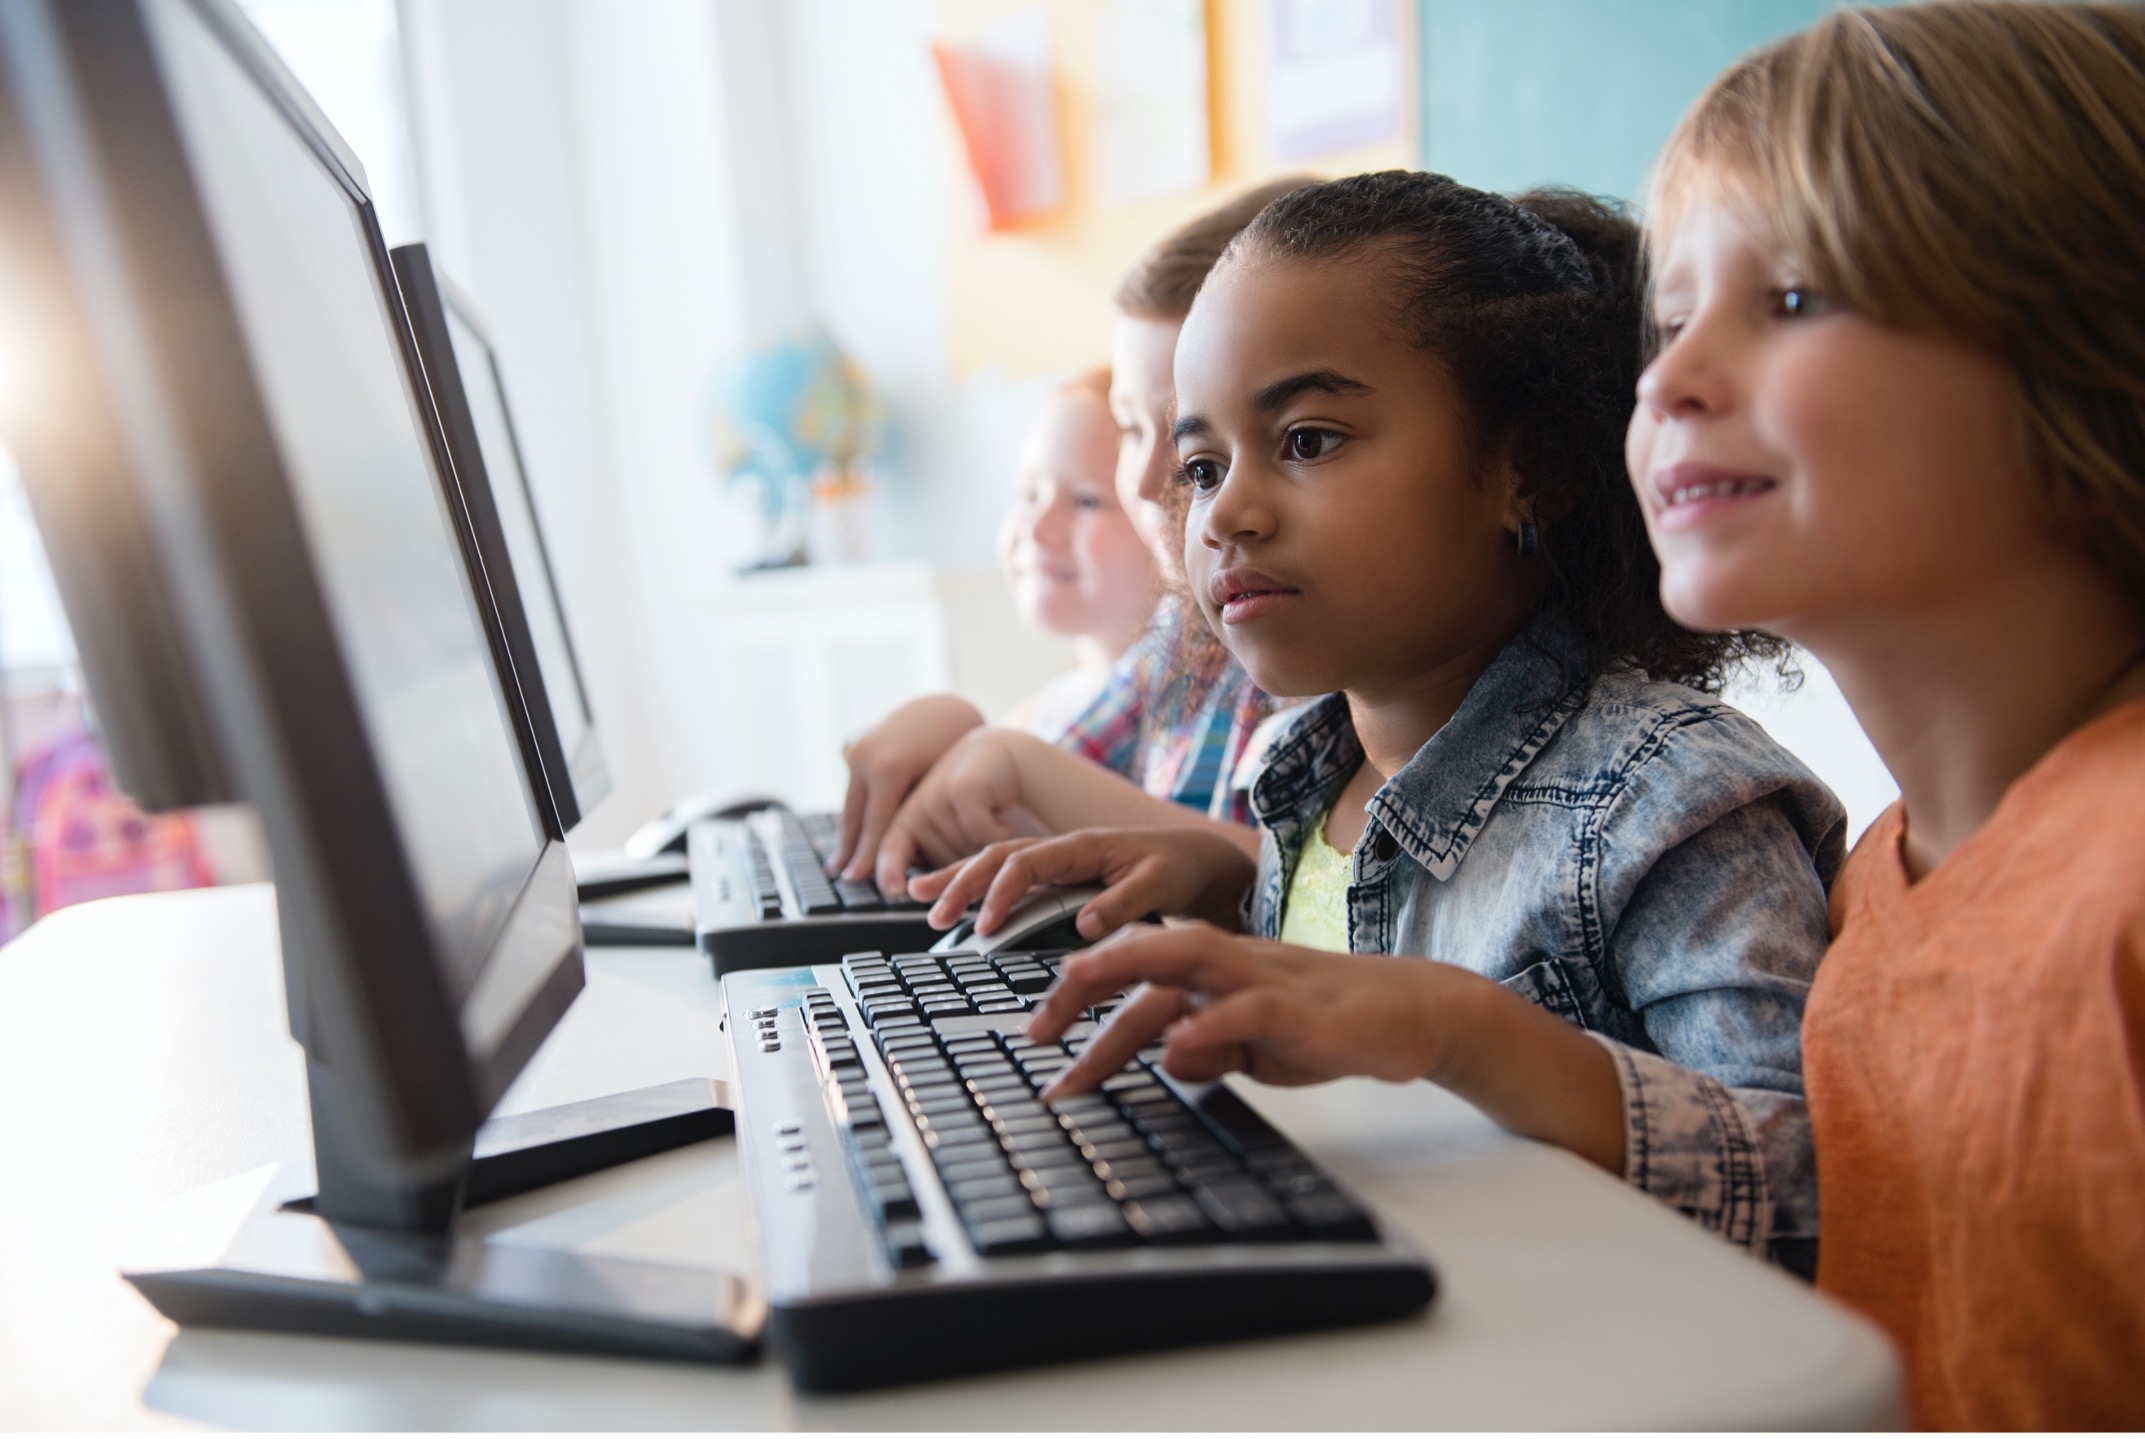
[932, 7, 1065, 231]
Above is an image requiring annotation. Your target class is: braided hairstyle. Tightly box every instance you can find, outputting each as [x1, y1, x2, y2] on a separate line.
[1214, 170, 1786, 693]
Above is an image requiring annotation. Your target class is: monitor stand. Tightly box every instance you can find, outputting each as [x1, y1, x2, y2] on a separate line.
[118, 1061, 763, 1364]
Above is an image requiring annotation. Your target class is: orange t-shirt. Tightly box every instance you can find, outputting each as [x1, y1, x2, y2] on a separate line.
[1809, 700, 2145, 1429]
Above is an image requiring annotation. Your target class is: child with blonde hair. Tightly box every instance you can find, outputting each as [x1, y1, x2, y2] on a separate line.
[1625, 5, 2145, 1424]
[996, 368, 1157, 740]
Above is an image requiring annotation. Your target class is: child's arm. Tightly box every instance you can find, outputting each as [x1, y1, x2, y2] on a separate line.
[908, 827, 1258, 938]
[1028, 926, 1627, 1173]
[868, 729, 1257, 897]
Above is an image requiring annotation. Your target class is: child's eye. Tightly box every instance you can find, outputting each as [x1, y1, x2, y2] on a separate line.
[1176, 458, 1224, 492]
[1775, 286, 1831, 319]
[1284, 427, 1343, 462]
[1074, 494, 1102, 511]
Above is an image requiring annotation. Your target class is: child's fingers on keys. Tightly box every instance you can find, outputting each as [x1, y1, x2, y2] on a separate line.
[919, 848, 1003, 928]
[1059, 924, 1257, 1011]
[1040, 985, 1187, 1099]
[834, 770, 868, 873]
[1153, 1026, 1253, 1085]
[1162, 988, 1316, 1077]
[872, 819, 925, 899]
[844, 777, 908, 882]
[1025, 925, 1254, 1041]
[1072, 856, 1175, 939]
[903, 859, 960, 905]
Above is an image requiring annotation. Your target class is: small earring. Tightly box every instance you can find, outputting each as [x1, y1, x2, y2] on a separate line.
[1515, 520, 1537, 556]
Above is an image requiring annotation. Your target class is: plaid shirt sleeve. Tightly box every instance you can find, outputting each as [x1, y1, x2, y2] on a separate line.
[1053, 624, 1159, 783]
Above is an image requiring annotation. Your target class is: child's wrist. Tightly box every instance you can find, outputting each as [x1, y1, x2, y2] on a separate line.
[1406, 966, 1516, 1091]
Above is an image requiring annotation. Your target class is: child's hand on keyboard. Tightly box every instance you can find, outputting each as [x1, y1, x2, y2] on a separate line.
[909, 827, 1255, 939]
[1025, 925, 1628, 1175]
[1027, 926, 1469, 1091]
[835, 694, 987, 881]
[867, 728, 1050, 898]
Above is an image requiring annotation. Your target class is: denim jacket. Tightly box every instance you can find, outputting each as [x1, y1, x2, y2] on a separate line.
[1247, 618, 1845, 1272]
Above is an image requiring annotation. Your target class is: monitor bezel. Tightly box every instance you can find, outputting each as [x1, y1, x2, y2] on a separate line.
[0, 0, 584, 1181]
[390, 241, 613, 835]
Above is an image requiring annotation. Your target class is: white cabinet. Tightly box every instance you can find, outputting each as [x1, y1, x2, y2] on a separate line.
[687, 562, 1073, 812]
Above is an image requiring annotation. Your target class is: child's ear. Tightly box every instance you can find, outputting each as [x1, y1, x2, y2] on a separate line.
[1487, 443, 1529, 530]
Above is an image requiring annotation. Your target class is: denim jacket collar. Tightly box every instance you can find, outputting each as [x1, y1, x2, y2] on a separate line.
[1250, 614, 1588, 881]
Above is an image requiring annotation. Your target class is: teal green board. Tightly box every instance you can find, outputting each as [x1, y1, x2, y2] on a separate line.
[1420, 0, 1840, 208]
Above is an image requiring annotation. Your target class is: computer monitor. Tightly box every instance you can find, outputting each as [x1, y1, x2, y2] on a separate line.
[390, 242, 611, 835]
[0, 0, 753, 1360]
[0, 10, 229, 815]
[0, 0, 582, 1196]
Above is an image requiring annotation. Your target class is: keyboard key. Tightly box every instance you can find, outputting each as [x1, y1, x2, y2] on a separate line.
[1122, 1195, 1214, 1243]
[1003, 1146, 1079, 1178]
[1047, 1203, 1135, 1248]
[1104, 1171, 1182, 1201]
[921, 1119, 991, 1148]
[835, 879, 882, 909]
[977, 999, 1029, 1014]
[967, 1214, 1050, 1255]
[1081, 1137, 1155, 1164]
[972, 1082, 1037, 1108]
[1020, 1163, 1102, 1197]
[1173, 1157, 1249, 1186]
[1067, 1117, 1137, 1145]
[948, 1173, 1024, 1204]
[1191, 1182, 1295, 1240]
[882, 1221, 935, 1267]
[959, 1193, 1040, 1223]
[870, 1182, 920, 1221]
[994, 1114, 1066, 1141]
[1001, 970, 1052, 995]
[1286, 1192, 1379, 1242]
[938, 1157, 1011, 1185]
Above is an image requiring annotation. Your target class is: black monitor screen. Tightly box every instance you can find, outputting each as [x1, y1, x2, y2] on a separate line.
[153, 0, 543, 1000]
[442, 305, 596, 787]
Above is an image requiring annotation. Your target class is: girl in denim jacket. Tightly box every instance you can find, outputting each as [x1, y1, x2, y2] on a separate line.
[916, 172, 1844, 1275]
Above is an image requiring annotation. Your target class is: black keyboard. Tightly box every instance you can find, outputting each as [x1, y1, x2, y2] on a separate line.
[689, 807, 937, 974]
[726, 950, 1437, 1392]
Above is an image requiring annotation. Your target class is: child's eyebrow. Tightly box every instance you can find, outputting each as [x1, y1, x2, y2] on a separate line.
[1171, 413, 1210, 445]
[1252, 369, 1372, 413]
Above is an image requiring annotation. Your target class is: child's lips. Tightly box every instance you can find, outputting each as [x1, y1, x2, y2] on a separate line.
[1208, 567, 1300, 624]
[1650, 461, 1779, 532]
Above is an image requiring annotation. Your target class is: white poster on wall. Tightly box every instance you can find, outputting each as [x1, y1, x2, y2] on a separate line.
[1095, 0, 1210, 206]
[1268, 0, 1403, 161]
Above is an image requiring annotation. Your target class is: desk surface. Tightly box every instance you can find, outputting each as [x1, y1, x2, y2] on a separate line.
[0, 885, 1900, 1430]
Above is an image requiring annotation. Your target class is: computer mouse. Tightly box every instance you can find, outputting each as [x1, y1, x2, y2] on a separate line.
[929, 885, 1106, 958]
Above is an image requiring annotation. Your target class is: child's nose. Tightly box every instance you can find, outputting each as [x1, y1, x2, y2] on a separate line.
[1637, 319, 1733, 419]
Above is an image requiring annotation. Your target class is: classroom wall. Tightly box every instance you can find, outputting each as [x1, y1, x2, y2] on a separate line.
[1419, 0, 1834, 204]
[936, 0, 1415, 378]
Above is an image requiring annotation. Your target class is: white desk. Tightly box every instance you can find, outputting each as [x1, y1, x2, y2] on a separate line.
[0, 885, 1900, 1429]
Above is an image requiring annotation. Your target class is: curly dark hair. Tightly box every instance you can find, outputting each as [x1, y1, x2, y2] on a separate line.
[1211, 170, 1788, 694]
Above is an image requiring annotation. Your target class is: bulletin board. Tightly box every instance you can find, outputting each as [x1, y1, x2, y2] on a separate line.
[935, 0, 1417, 378]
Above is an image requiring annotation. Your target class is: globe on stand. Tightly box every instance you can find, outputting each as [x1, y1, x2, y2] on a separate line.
[705, 330, 881, 571]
